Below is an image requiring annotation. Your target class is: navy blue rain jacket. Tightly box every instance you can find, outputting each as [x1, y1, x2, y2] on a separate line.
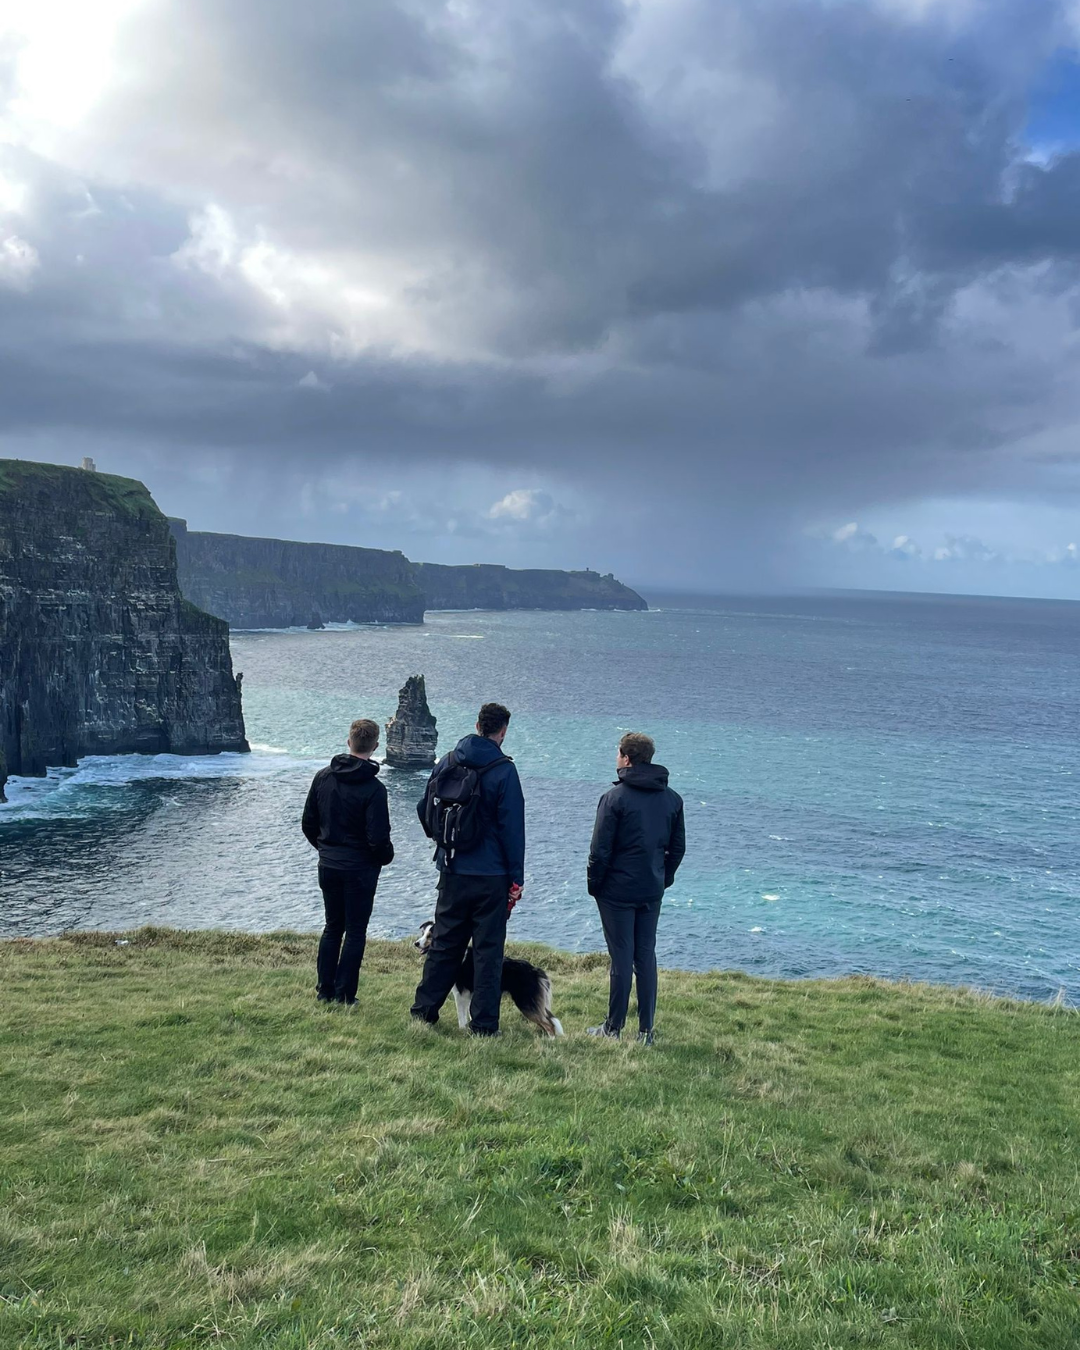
[417, 734, 526, 886]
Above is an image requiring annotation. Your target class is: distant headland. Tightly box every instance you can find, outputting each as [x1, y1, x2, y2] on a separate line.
[169, 520, 646, 628]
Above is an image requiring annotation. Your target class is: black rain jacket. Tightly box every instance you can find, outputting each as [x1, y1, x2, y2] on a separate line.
[587, 762, 685, 906]
[302, 755, 395, 873]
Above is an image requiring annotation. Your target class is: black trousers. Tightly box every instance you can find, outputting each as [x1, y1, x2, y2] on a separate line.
[411, 873, 508, 1033]
[596, 899, 662, 1033]
[317, 865, 378, 1003]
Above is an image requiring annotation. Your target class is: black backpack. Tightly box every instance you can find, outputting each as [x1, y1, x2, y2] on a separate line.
[422, 754, 510, 861]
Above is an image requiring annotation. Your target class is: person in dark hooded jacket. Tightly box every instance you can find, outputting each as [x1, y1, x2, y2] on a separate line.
[587, 732, 685, 1043]
[302, 718, 394, 1005]
[411, 702, 525, 1035]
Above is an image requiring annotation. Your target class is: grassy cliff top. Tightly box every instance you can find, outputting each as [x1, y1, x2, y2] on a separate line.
[0, 458, 160, 521]
[1, 930, 1076, 1349]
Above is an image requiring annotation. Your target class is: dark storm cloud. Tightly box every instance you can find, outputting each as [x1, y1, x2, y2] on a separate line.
[3, 0, 1080, 566]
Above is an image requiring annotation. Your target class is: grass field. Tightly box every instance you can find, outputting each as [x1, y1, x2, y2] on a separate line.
[0, 929, 1077, 1349]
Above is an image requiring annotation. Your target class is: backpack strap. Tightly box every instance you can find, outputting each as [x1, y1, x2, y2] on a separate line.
[473, 754, 511, 777]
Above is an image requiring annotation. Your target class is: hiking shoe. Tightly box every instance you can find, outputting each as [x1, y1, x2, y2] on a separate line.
[636, 1029, 655, 1046]
[586, 1023, 620, 1039]
[468, 1026, 501, 1038]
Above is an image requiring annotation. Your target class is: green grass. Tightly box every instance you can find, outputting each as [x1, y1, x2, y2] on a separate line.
[1, 931, 1077, 1349]
[0, 458, 158, 520]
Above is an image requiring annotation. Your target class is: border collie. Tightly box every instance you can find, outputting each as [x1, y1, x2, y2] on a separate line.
[414, 921, 564, 1037]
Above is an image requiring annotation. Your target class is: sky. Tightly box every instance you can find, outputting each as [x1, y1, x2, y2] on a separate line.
[3, 0, 1080, 597]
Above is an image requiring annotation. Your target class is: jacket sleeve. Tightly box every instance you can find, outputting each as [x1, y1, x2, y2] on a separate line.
[497, 765, 526, 888]
[367, 783, 395, 867]
[416, 762, 439, 837]
[664, 799, 686, 888]
[301, 776, 320, 849]
[587, 791, 619, 898]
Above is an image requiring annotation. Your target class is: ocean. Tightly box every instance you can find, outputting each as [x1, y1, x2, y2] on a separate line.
[2, 591, 1077, 1001]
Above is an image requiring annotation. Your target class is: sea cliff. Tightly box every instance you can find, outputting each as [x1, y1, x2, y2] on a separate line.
[170, 520, 425, 628]
[416, 561, 646, 612]
[168, 522, 646, 627]
[0, 461, 247, 801]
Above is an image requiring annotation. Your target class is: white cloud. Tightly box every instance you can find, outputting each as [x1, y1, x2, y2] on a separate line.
[1, 0, 144, 145]
[488, 489, 565, 526]
[933, 534, 1001, 563]
[0, 234, 39, 290]
[297, 370, 330, 391]
[0, 173, 28, 218]
[890, 534, 922, 559]
[831, 521, 880, 551]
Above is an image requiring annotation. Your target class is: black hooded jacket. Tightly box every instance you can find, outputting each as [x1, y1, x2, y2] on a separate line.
[587, 763, 685, 906]
[302, 755, 395, 873]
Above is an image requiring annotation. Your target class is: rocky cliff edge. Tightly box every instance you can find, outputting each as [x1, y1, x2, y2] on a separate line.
[0, 461, 248, 801]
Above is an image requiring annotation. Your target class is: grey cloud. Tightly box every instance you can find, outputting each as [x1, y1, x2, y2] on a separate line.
[3, 1, 1080, 586]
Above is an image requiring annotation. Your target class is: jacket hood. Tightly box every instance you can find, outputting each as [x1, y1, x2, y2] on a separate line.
[330, 754, 380, 781]
[616, 762, 669, 791]
[454, 734, 509, 768]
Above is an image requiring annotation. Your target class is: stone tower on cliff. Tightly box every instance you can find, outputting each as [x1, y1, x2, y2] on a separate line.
[384, 675, 438, 769]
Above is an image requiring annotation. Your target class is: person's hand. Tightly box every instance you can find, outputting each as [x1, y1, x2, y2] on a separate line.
[507, 882, 523, 915]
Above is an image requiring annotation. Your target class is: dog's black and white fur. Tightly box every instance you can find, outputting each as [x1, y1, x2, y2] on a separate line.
[414, 921, 564, 1036]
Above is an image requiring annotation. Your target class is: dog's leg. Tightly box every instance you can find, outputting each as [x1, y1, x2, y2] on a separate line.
[453, 986, 471, 1031]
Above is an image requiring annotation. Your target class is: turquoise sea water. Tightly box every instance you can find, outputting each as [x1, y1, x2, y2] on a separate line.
[2, 592, 1078, 1000]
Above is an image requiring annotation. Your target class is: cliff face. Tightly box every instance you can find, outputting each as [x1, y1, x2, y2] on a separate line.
[170, 521, 425, 628]
[416, 562, 647, 612]
[0, 462, 247, 800]
[169, 522, 646, 626]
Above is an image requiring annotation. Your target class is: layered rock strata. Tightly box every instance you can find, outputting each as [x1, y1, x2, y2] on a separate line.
[384, 675, 438, 769]
[0, 461, 247, 801]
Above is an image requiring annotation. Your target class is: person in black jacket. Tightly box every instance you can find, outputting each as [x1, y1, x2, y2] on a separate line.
[302, 718, 394, 1006]
[411, 702, 525, 1035]
[586, 732, 685, 1043]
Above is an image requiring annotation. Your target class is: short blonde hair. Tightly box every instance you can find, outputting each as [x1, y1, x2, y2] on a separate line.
[348, 718, 380, 754]
[619, 732, 655, 765]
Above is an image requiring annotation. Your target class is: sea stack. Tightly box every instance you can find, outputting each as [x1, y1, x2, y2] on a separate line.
[384, 675, 438, 769]
[0, 459, 248, 801]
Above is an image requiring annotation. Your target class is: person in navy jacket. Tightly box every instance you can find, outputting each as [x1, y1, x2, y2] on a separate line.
[411, 702, 525, 1035]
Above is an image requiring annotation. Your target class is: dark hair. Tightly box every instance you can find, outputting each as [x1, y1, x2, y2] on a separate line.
[477, 702, 511, 737]
[619, 732, 654, 765]
[348, 718, 380, 754]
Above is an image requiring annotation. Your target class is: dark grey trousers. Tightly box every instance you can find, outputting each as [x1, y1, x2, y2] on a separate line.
[596, 899, 661, 1033]
[411, 873, 508, 1033]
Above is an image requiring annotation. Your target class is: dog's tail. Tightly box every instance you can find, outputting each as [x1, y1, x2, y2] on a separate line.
[525, 973, 564, 1038]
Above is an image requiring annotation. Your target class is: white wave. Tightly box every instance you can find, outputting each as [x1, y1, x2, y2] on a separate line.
[234, 620, 406, 633]
[0, 749, 308, 822]
[249, 742, 290, 754]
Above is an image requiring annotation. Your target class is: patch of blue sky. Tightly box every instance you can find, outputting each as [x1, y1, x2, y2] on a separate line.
[1024, 48, 1080, 159]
